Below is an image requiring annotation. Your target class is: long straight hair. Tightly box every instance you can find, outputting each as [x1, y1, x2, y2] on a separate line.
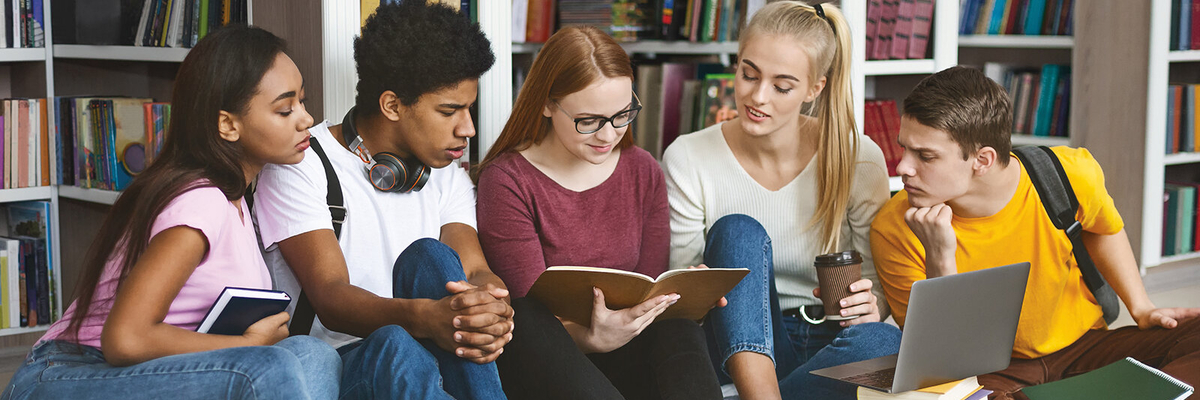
[471, 26, 635, 184]
[740, 2, 858, 253]
[64, 26, 287, 341]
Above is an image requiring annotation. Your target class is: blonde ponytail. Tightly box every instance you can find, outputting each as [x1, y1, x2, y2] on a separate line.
[740, 2, 859, 253]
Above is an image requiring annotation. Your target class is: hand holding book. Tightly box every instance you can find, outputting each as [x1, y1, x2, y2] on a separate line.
[580, 287, 679, 353]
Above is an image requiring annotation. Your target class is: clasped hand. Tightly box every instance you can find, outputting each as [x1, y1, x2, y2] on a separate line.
[426, 281, 515, 364]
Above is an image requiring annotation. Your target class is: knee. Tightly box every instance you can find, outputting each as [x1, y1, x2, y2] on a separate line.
[709, 214, 767, 242]
[235, 346, 308, 380]
[278, 336, 340, 367]
[393, 238, 466, 287]
[835, 322, 902, 353]
[362, 325, 422, 354]
[648, 318, 708, 347]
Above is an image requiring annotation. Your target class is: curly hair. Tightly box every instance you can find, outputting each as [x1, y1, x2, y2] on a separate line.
[354, 1, 495, 113]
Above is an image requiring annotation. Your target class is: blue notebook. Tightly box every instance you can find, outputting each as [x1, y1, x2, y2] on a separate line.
[196, 287, 291, 335]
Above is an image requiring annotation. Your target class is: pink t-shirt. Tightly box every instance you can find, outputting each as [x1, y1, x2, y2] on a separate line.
[42, 185, 271, 349]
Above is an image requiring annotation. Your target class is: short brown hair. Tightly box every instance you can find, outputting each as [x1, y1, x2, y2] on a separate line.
[903, 66, 1012, 166]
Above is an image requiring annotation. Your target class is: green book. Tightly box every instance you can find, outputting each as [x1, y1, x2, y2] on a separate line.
[1022, 357, 1193, 400]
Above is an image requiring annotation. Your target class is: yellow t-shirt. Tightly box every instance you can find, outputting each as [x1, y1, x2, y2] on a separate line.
[869, 147, 1124, 359]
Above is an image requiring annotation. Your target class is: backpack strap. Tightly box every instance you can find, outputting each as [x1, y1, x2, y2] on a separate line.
[1013, 146, 1120, 325]
[286, 139, 345, 336]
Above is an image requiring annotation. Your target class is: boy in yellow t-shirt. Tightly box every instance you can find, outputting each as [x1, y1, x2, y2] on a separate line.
[869, 66, 1200, 400]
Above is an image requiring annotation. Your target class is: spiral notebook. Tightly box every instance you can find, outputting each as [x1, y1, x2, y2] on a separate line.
[1021, 357, 1193, 400]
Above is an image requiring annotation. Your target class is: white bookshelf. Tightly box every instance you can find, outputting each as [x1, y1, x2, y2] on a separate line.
[958, 35, 1074, 49]
[512, 40, 739, 56]
[0, 186, 55, 203]
[53, 45, 191, 63]
[0, 326, 50, 337]
[1011, 134, 1071, 147]
[1167, 50, 1200, 63]
[57, 186, 121, 206]
[0, 48, 47, 63]
[862, 59, 939, 76]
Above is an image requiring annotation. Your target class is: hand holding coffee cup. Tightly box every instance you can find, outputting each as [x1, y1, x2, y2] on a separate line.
[813, 251, 881, 326]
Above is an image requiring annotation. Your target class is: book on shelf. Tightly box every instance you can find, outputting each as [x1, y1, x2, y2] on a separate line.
[981, 63, 1071, 138]
[864, 99, 903, 177]
[1021, 357, 1194, 400]
[196, 287, 291, 335]
[960, 0, 1073, 36]
[0, 99, 50, 190]
[857, 376, 983, 400]
[7, 201, 54, 324]
[525, 266, 749, 326]
[1164, 182, 1198, 257]
[56, 97, 163, 190]
[55, 0, 247, 48]
[518, 0, 754, 45]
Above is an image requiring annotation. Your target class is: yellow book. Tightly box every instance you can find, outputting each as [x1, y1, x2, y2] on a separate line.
[857, 376, 982, 400]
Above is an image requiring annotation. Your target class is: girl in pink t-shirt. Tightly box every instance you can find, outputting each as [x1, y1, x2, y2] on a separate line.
[2, 26, 338, 400]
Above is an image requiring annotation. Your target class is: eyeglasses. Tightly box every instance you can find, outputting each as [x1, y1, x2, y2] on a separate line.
[553, 92, 643, 134]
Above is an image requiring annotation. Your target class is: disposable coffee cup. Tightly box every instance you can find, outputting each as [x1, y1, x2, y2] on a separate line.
[814, 250, 864, 321]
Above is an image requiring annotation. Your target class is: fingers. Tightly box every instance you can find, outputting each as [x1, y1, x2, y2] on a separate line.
[450, 288, 507, 310]
[264, 311, 290, 327]
[632, 295, 676, 328]
[485, 283, 510, 300]
[849, 279, 873, 292]
[842, 311, 881, 327]
[445, 280, 476, 294]
[717, 296, 728, 308]
[454, 328, 512, 347]
[1155, 313, 1179, 329]
[455, 301, 515, 321]
[630, 294, 675, 317]
[592, 287, 608, 312]
[456, 333, 513, 362]
[687, 264, 709, 270]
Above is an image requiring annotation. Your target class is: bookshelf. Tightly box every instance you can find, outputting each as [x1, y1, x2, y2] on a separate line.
[52, 45, 192, 63]
[1071, 1, 1199, 270]
[958, 35, 1074, 49]
[57, 186, 120, 206]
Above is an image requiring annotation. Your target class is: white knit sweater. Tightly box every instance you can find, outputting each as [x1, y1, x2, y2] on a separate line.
[663, 122, 891, 311]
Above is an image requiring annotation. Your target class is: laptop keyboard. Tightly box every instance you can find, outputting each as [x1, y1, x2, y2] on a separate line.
[842, 367, 897, 389]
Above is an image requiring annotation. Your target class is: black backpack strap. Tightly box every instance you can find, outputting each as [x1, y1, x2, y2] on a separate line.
[288, 139, 345, 336]
[1013, 146, 1120, 325]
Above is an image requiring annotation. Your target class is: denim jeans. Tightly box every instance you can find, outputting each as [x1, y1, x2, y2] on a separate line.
[1, 335, 340, 400]
[703, 214, 902, 400]
[338, 238, 506, 400]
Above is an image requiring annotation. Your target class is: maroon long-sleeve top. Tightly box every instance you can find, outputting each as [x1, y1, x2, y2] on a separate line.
[476, 147, 670, 298]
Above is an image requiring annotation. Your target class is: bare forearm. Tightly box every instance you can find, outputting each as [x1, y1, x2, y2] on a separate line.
[310, 282, 437, 339]
[102, 324, 261, 367]
[924, 251, 957, 278]
[1082, 230, 1155, 314]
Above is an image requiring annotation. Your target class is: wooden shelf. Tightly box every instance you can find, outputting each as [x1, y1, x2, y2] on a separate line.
[513, 41, 739, 55]
[1168, 50, 1200, 62]
[0, 48, 46, 63]
[1011, 135, 1070, 147]
[58, 186, 121, 206]
[0, 325, 49, 337]
[0, 186, 55, 203]
[53, 45, 190, 63]
[888, 176, 903, 192]
[862, 59, 937, 76]
[958, 35, 1074, 49]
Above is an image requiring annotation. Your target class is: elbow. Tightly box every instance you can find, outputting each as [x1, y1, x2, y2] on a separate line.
[100, 328, 148, 367]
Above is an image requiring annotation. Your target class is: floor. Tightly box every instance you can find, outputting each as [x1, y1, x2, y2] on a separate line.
[0, 268, 1196, 391]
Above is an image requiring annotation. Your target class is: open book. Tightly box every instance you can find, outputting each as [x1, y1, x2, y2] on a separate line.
[196, 287, 291, 335]
[525, 266, 749, 326]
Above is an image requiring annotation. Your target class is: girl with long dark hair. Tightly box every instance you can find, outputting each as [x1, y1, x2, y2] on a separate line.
[1, 26, 339, 400]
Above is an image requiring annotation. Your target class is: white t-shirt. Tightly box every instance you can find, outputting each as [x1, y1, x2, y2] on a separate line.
[252, 121, 477, 348]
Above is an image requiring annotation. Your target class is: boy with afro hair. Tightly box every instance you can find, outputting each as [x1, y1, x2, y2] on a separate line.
[252, 2, 510, 399]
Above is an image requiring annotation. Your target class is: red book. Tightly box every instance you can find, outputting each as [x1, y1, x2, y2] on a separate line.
[1191, 0, 1200, 49]
[874, 0, 898, 60]
[879, 100, 905, 174]
[907, 0, 934, 59]
[866, 0, 884, 59]
[1006, 0, 1026, 34]
[890, 0, 915, 59]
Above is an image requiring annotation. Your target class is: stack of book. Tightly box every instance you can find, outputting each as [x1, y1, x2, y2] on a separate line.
[984, 63, 1071, 138]
[624, 62, 733, 158]
[0, 0, 45, 48]
[1170, 0, 1200, 51]
[0, 98, 52, 189]
[959, 0, 1074, 36]
[516, 0, 768, 44]
[864, 99, 904, 177]
[54, 97, 168, 191]
[1163, 182, 1200, 257]
[0, 201, 55, 329]
[857, 376, 991, 399]
[865, 0, 936, 60]
[1165, 83, 1200, 155]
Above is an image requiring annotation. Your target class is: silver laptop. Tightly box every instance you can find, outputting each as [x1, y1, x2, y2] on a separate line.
[811, 262, 1030, 393]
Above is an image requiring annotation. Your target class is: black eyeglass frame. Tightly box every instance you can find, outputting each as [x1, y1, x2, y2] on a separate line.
[553, 92, 643, 134]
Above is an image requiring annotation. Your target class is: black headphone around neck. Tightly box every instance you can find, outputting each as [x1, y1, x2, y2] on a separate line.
[341, 106, 430, 193]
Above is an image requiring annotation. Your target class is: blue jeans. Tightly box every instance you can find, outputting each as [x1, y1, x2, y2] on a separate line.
[338, 238, 506, 400]
[703, 214, 902, 400]
[2, 335, 340, 400]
